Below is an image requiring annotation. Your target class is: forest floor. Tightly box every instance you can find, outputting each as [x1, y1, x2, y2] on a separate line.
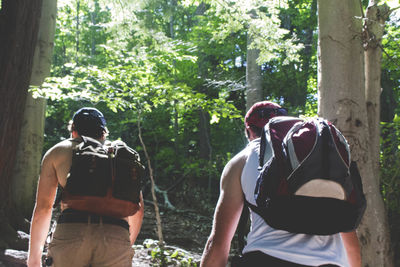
[132, 204, 213, 266]
[0, 204, 215, 267]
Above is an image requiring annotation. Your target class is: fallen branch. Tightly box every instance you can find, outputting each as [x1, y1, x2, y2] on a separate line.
[154, 184, 175, 210]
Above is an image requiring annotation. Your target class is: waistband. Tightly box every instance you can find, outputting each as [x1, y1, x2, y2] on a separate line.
[231, 251, 340, 267]
[58, 209, 129, 231]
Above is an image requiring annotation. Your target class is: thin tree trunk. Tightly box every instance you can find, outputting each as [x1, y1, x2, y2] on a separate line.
[75, 0, 80, 62]
[363, 3, 394, 266]
[364, 1, 391, 189]
[380, 71, 396, 122]
[90, 0, 100, 57]
[137, 113, 164, 247]
[317, 0, 393, 266]
[173, 101, 179, 169]
[301, 0, 317, 94]
[199, 109, 211, 160]
[169, 0, 180, 172]
[198, 109, 212, 192]
[246, 34, 263, 111]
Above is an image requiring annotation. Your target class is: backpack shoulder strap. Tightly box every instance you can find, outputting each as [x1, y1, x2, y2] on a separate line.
[80, 135, 103, 148]
[53, 184, 64, 208]
[258, 126, 267, 169]
[237, 199, 250, 254]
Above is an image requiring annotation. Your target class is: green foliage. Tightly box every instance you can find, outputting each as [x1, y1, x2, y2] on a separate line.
[53, 0, 113, 73]
[32, 0, 400, 257]
[381, 118, 400, 267]
[379, 10, 400, 265]
[142, 239, 199, 266]
[203, 0, 303, 64]
[382, 15, 400, 73]
[31, 0, 326, 218]
[266, 0, 317, 108]
[33, 0, 250, 213]
[381, 9, 400, 125]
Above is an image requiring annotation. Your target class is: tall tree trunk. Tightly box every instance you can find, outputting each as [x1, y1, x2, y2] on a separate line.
[30, 0, 57, 87]
[199, 109, 211, 161]
[75, 0, 80, 62]
[169, 0, 180, 171]
[12, 94, 46, 219]
[364, 1, 391, 190]
[12, 0, 57, 219]
[380, 70, 397, 122]
[363, 2, 394, 266]
[317, 0, 393, 266]
[198, 108, 212, 192]
[246, 34, 263, 111]
[0, 0, 43, 248]
[301, 0, 317, 93]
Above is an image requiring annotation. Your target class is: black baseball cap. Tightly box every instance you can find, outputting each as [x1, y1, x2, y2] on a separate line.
[72, 107, 107, 136]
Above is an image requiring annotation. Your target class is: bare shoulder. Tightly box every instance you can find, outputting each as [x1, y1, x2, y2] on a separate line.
[221, 146, 251, 186]
[42, 138, 78, 163]
[40, 138, 80, 186]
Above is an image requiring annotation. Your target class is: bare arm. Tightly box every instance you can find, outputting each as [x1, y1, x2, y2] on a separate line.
[27, 150, 59, 267]
[200, 151, 247, 267]
[128, 192, 144, 245]
[341, 231, 361, 267]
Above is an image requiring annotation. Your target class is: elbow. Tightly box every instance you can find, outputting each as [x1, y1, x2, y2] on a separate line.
[137, 201, 144, 217]
[200, 234, 228, 267]
[33, 202, 53, 216]
[137, 193, 144, 217]
[137, 207, 144, 220]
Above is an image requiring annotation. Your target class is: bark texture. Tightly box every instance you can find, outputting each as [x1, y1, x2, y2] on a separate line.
[364, 3, 390, 188]
[12, 93, 46, 218]
[362, 3, 394, 266]
[317, 0, 393, 266]
[199, 109, 211, 161]
[0, 0, 43, 243]
[30, 0, 57, 87]
[246, 35, 263, 111]
[12, 0, 57, 219]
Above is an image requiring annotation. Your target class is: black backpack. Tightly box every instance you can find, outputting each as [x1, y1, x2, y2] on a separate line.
[60, 136, 145, 218]
[246, 116, 366, 235]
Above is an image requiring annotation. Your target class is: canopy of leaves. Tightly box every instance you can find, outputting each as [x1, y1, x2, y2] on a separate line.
[32, 3, 400, 250]
[31, 0, 324, 211]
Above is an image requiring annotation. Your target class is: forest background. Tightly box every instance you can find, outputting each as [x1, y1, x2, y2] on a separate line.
[0, 0, 400, 266]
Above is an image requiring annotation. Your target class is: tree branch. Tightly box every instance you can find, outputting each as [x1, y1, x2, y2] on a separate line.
[137, 109, 164, 247]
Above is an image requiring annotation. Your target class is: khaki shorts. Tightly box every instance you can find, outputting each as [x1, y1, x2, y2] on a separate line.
[47, 222, 134, 267]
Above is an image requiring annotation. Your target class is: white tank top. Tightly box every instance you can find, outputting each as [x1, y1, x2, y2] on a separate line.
[240, 139, 349, 267]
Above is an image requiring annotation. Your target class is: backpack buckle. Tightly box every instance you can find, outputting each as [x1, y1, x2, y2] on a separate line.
[108, 147, 115, 158]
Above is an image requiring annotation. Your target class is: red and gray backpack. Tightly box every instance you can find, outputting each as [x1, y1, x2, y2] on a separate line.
[247, 116, 366, 235]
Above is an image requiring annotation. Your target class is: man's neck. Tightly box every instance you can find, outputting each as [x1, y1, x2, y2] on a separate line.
[71, 131, 106, 144]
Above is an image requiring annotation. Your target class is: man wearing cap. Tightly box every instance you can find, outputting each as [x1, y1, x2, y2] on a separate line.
[200, 101, 361, 267]
[27, 107, 144, 267]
